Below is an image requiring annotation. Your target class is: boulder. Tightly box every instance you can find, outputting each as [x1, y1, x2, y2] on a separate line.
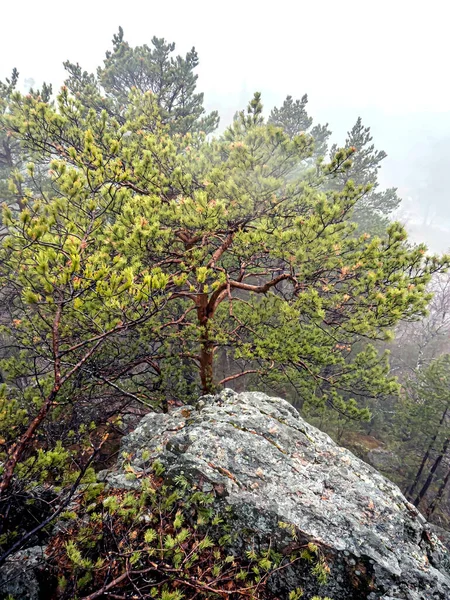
[0, 546, 48, 600]
[114, 389, 450, 600]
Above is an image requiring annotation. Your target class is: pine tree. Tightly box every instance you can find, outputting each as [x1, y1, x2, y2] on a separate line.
[0, 97, 172, 496]
[4, 88, 446, 418]
[394, 355, 450, 511]
[270, 98, 401, 235]
[269, 95, 313, 138]
[64, 27, 219, 135]
[2, 32, 450, 578]
[0, 71, 53, 220]
[269, 94, 331, 157]
[329, 117, 401, 233]
[0, 69, 22, 213]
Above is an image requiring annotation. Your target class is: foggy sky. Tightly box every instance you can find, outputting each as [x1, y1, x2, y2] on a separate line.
[2, 0, 450, 250]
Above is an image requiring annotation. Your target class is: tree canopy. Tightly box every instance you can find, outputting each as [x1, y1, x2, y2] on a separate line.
[1, 86, 445, 429]
[1, 27, 450, 591]
[269, 95, 400, 233]
[63, 27, 219, 136]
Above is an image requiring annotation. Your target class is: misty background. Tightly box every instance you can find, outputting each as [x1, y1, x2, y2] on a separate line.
[2, 0, 449, 251]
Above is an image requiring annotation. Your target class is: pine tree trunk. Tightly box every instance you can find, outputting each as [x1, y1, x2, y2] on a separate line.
[427, 462, 450, 517]
[413, 436, 450, 508]
[197, 294, 215, 395]
[199, 340, 214, 395]
[406, 406, 448, 499]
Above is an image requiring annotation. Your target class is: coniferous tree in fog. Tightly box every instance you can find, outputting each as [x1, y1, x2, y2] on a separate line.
[0, 70, 23, 213]
[401, 356, 450, 510]
[269, 94, 331, 158]
[0, 71, 52, 218]
[1, 87, 446, 506]
[64, 27, 219, 135]
[270, 96, 400, 234]
[329, 117, 401, 234]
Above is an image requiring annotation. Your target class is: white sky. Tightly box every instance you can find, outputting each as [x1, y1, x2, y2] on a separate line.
[2, 0, 449, 114]
[2, 0, 450, 248]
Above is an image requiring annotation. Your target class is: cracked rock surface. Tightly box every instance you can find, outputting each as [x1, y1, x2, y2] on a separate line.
[116, 389, 450, 599]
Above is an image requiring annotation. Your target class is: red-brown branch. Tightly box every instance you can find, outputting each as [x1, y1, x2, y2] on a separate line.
[0, 387, 59, 497]
[219, 370, 260, 385]
[52, 304, 62, 385]
[79, 571, 130, 600]
[0, 319, 140, 498]
[208, 232, 235, 268]
[208, 272, 294, 315]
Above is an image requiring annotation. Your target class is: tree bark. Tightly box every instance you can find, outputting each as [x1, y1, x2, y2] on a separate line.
[413, 436, 450, 508]
[196, 293, 214, 395]
[427, 462, 450, 517]
[406, 406, 448, 499]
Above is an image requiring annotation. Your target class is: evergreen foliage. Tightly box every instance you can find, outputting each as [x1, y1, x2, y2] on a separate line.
[268, 94, 331, 158]
[0, 69, 23, 213]
[48, 457, 332, 599]
[397, 355, 450, 510]
[64, 27, 219, 135]
[2, 88, 444, 421]
[0, 70, 52, 219]
[329, 117, 401, 233]
[270, 97, 400, 233]
[1, 30, 450, 575]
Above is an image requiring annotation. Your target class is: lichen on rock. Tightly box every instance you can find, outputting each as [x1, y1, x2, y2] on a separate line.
[117, 389, 450, 599]
[2, 389, 450, 599]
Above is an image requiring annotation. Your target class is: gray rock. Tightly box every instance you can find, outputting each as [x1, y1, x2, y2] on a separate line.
[429, 524, 450, 554]
[119, 389, 450, 599]
[0, 546, 47, 600]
